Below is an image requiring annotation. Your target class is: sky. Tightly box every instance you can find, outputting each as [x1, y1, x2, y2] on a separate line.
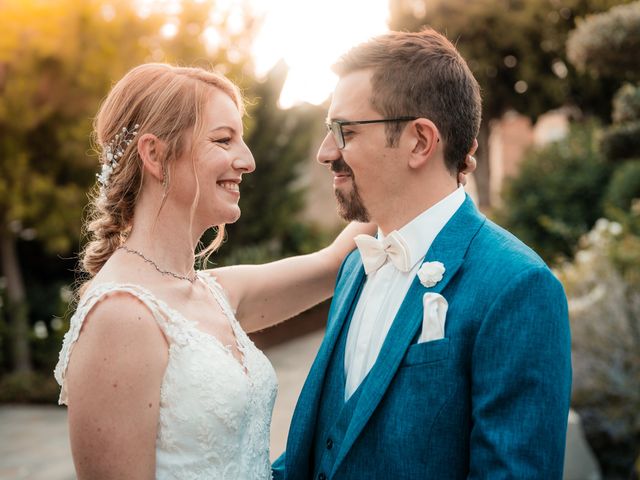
[136, 0, 391, 108]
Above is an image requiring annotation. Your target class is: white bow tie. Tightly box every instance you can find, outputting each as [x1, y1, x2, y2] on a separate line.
[354, 231, 412, 275]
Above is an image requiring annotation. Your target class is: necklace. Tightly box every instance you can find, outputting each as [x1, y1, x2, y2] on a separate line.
[118, 245, 198, 284]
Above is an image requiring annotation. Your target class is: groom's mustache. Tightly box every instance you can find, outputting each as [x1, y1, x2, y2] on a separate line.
[330, 158, 353, 176]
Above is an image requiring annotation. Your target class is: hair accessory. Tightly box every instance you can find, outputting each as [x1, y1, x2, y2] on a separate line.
[96, 124, 140, 194]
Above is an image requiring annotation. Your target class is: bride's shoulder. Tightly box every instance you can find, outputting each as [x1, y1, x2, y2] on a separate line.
[79, 284, 158, 329]
[74, 268, 164, 334]
[63, 283, 169, 407]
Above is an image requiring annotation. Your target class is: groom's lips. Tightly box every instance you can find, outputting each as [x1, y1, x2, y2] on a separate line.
[333, 172, 352, 186]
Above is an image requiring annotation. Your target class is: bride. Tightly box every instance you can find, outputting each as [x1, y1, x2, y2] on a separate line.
[54, 63, 373, 479]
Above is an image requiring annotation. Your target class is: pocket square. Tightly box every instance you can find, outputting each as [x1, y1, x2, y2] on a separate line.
[418, 293, 448, 343]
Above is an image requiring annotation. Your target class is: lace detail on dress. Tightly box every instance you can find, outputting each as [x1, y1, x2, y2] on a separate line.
[54, 275, 278, 479]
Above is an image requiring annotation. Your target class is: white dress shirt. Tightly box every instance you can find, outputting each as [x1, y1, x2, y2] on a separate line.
[344, 186, 466, 400]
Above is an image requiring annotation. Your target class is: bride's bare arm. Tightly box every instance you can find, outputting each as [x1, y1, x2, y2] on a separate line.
[65, 294, 167, 479]
[209, 221, 375, 333]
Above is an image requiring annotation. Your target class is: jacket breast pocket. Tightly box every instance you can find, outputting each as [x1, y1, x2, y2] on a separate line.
[401, 338, 450, 367]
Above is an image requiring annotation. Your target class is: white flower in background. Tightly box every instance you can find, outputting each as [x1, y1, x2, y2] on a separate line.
[608, 222, 623, 236]
[34, 321, 48, 339]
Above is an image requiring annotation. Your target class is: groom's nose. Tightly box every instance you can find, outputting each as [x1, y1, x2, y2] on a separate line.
[317, 130, 341, 166]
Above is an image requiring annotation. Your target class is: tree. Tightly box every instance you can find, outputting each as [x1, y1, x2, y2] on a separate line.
[567, 1, 640, 213]
[389, 0, 633, 209]
[567, 1, 640, 80]
[0, 0, 158, 372]
[496, 121, 612, 264]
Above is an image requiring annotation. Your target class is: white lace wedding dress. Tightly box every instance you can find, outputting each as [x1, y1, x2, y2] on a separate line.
[54, 273, 278, 479]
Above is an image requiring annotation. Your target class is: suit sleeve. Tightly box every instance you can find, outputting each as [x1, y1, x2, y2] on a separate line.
[469, 266, 572, 479]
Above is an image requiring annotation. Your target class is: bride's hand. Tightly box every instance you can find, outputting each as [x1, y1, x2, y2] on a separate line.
[458, 138, 478, 186]
[326, 221, 376, 265]
[458, 154, 476, 186]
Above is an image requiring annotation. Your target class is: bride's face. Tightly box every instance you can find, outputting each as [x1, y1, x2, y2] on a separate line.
[172, 89, 255, 229]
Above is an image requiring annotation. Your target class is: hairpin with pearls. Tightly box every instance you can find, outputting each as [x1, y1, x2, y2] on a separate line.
[96, 124, 139, 195]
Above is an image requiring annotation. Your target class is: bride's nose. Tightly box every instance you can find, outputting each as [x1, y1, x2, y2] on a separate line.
[233, 142, 255, 173]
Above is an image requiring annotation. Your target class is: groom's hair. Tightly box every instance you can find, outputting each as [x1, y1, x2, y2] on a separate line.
[333, 28, 481, 174]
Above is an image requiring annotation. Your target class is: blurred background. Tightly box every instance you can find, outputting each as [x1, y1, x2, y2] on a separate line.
[0, 0, 638, 479]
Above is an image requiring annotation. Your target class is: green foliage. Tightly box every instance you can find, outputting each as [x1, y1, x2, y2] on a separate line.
[0, 371, 60, 403]
[389, 0, 633, 121]
[0, 0, 162, 254]
[567, 1, 640, 80]
[608, 201, 640, 288]
[496, 121, 611, 264]
[599, 121, 640, 162]
[215, 61, 327, 264]
[557, 214, 640, 477]
[613, 83, 640, 123]
[604, 160, 640, 211]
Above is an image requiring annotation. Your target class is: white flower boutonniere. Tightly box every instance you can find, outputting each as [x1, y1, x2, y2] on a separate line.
[418, 261, 446, 288]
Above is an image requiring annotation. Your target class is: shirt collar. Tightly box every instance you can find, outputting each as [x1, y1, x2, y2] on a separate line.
[379, 186, 466, 270]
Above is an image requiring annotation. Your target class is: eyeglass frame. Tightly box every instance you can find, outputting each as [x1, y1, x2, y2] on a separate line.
[325, 116, 419, 149]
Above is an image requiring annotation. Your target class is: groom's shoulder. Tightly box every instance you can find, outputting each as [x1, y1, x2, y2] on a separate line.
[469, 217, 550, 277]
[340, 247, 363, 274]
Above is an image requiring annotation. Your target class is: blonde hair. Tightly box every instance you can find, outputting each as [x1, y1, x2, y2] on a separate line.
[81, 63, 243, 277]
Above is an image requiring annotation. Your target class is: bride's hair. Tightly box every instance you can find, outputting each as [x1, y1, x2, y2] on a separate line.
[81, 63, 243, 278]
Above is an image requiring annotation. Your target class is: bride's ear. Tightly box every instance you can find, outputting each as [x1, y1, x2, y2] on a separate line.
[137, 133, 165, 182]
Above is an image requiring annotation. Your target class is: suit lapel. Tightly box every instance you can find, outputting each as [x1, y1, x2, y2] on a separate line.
[331, 196, 486, 475]
[286, 250, 365, 474]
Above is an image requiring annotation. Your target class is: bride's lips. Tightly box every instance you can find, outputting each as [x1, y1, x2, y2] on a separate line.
[217, 178, 241, 196]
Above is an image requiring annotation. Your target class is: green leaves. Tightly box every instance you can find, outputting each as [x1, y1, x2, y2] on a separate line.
[567, 1, 640, 80]
[496, 121, 612, 264]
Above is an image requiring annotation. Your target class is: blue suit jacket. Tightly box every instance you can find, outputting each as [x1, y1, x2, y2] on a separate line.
[273, 196, 572, 479]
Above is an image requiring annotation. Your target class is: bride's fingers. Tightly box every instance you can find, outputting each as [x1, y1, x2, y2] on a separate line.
[464, 154, 477, 174]
[457, 154, 477, 186]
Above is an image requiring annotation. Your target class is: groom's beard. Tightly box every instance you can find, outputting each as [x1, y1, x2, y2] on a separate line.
[332, 159, 370, 222]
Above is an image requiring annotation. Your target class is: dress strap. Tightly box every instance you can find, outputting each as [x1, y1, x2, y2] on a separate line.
[53, 282, 171, 405]
[197, 272, 238, 322]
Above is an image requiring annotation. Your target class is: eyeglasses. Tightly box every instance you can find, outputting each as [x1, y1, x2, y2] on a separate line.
[325, 117, 418, 149]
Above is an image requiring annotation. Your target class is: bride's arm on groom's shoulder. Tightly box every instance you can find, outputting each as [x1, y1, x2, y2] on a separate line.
[64, 293, 167, 479]
[208, 221, 375, 333]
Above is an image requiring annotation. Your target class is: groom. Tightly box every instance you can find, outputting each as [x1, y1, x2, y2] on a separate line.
[273, 29, 571, 479]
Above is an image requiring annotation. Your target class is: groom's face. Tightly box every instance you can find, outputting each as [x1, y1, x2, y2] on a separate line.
[317, 69, 399, 223]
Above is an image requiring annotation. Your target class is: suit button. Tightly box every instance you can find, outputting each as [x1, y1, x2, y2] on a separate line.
[318, 474, 327, 480]
[326, 438, 333, 450]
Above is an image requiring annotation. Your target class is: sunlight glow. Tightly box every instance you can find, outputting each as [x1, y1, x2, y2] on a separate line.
[160, 22, 179, 38]
[135, 0, 390, 108]
[251, 0, 390, 108]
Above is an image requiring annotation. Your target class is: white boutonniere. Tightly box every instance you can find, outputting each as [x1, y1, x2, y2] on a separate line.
[418, 261, 446, 288]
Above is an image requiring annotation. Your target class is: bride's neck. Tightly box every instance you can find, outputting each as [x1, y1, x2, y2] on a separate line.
[125, 209, 200, 277]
